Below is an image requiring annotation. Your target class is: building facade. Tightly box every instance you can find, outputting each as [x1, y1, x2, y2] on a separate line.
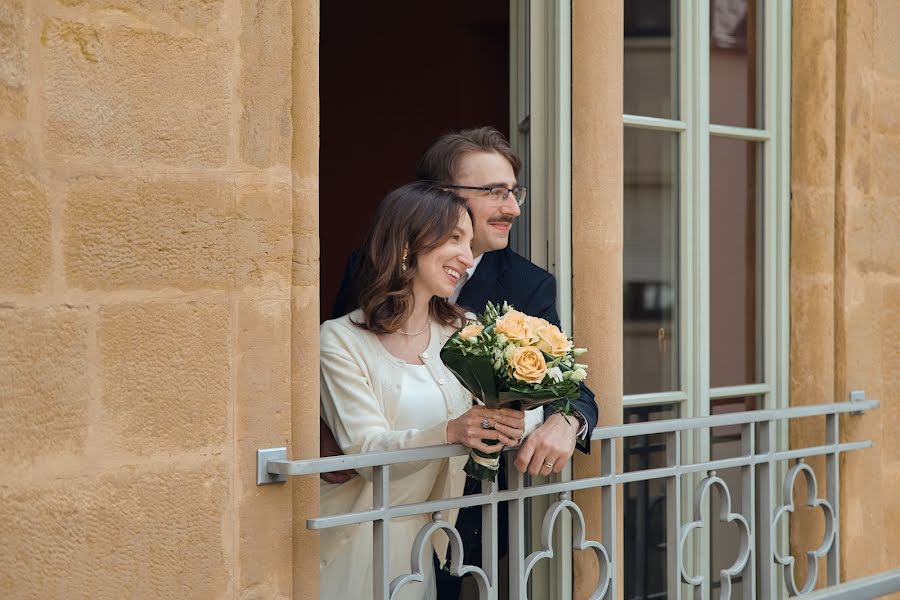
[1, 1, 897, 598]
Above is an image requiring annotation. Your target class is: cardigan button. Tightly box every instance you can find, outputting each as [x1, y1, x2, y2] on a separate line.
[421, 351, 429, 359]
[438, 378, 445, 385]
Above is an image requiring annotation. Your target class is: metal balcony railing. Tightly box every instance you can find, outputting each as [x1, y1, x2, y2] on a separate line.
[258, 395, 900, 600]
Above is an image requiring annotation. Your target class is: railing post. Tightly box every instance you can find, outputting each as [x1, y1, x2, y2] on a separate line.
[741, 422, 757, 599]
[481, 461, 500, 600]
[601, 437, 618, 600]
[825, 412, 840, 586]
[757, 420, 778, 600]
[373, 465, 390, 600]
[666, 430, 683, 600]
[507, 457, 527, 599]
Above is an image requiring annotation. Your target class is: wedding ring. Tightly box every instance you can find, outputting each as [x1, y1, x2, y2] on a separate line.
[480, 418, 491, 430]
[543, 461, 555, 470]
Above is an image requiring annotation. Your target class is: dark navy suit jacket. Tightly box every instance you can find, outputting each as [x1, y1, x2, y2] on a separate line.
[454, 246, 598, 448]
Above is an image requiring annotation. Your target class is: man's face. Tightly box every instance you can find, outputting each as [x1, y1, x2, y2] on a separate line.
[452, 151, 521, 258]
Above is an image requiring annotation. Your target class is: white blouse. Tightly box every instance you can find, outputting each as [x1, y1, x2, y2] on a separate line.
[317, 310, 543, 600]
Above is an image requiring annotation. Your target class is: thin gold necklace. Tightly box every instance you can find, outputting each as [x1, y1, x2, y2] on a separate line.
[399, 318, 430, 336]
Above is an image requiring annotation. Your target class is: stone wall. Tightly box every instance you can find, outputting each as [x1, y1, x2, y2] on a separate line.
[0, 1, 315, 597]
[791, 0, 900, 587]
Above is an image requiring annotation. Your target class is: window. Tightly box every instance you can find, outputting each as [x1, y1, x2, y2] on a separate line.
[623, 1, 790, 595]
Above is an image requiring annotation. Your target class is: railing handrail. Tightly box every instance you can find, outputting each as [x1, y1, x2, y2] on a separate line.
[269, 399, 878, 476]
[797, 568, 900, 599]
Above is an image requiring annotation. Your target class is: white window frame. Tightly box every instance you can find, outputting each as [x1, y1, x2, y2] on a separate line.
[622, 1, 792, 591]
[510, 1, 574, 597]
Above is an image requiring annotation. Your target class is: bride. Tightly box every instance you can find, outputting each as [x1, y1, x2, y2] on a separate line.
[318, 182, 535, 599]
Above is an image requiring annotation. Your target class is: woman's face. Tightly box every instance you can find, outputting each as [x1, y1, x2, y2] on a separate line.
[412, 210, 475, 300]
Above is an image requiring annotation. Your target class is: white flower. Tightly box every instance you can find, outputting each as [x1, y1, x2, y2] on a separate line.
[572, 347, 587, 357]
[495, 333, 508, 346]
[570, 368, 587, 382]
[546, 366, 563, 383]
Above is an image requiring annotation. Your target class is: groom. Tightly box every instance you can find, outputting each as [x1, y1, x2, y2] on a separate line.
[328, 127, 598, 597]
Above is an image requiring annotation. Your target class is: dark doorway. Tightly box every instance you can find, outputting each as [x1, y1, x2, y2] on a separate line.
[320, 1, 511, 321]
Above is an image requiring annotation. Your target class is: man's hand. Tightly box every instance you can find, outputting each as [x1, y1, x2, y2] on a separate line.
[514, 412, 580, 476]
[320, 418, 357, 484]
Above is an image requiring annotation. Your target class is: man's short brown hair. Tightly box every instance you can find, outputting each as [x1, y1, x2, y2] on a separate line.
[415, 126, 522, 184]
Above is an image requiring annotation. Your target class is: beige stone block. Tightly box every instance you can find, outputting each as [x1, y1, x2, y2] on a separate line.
[0, 460, 229, 598]
[291, 232, 319, 288]
[791, 0, 836, 189]
[41, 19, 230, 167]
[885, 467, 900, 568]
[56, 0, 225, 31]
[0, 307, 90, 464]
[64, 177, 235, 291]
[791, 188, 835, 276]
[842, 192, 900, 276]
[0, 135, 51, 293]
[235, 298, 291, 598]
[790, 281, 835, 407]
[98, 301, 230, 454]
[872, 77, 900, 135]
[291, 182, 319, 288]
[874, 0, 900, 79]
[0, 0, 27, 119]
[871, 134, 900, 200]
[881, 283, 900, 464]
[236, 184, 292, 289]
[239, 0, 292, 167]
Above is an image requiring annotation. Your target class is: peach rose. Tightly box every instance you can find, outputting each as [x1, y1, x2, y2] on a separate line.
[494, 310, 536, 345]
[525, 316, 550, 332]
[536, 323, 572, 357]
[459, 323, 484, 340]
[508, 346, 548, 383]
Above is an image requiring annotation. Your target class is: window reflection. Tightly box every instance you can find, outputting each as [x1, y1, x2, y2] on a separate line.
[710, 0, 762, 127]
[623, 404, 678, 600]
[625, 0, 677, 119]
[709, 138, 763, 387]
[624, 128, 679, 395]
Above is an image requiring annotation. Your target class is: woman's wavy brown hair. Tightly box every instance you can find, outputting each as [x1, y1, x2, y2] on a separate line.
[350, 182, 472, 334]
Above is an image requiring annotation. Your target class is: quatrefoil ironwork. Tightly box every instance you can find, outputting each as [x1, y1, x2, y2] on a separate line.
[389, 511, 490, 599]
[679, 472, 752, 599]
[772, 460, 836, 595]
[523, 492, 612, 600]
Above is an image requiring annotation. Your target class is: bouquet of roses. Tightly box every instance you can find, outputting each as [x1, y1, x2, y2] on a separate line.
[440, 302, 588, 481]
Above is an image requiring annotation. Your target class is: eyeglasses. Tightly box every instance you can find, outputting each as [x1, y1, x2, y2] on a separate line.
[445, 184, 528, 206]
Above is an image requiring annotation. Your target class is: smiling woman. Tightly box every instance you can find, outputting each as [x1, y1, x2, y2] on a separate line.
[318, 181, 537, 600]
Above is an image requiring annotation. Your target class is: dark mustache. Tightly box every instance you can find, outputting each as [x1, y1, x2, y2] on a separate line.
[488, 217, 515, 224]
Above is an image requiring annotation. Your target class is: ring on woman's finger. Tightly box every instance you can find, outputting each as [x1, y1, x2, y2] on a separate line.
[480, 418, 492, 430]
[543, 461, 555, 471]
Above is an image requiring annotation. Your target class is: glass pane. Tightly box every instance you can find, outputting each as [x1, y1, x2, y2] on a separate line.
[623, 404, 679, 600]
[624, 128, 679, 395]
[709, 0, 763, 128]
[624, 0, 678, 119]
[709, 137, 762, 388]
[709, 396, 762, 600]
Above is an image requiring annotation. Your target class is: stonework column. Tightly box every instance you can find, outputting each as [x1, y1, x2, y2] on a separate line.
[789, 0, 838, 588]
[833, 0, 900, 582]
[291, 1, 321, 599]
[791, 0, 900, 585]
[571, 2, 624, 598]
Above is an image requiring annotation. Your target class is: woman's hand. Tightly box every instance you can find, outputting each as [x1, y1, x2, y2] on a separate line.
[447, 405, 527, 452]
